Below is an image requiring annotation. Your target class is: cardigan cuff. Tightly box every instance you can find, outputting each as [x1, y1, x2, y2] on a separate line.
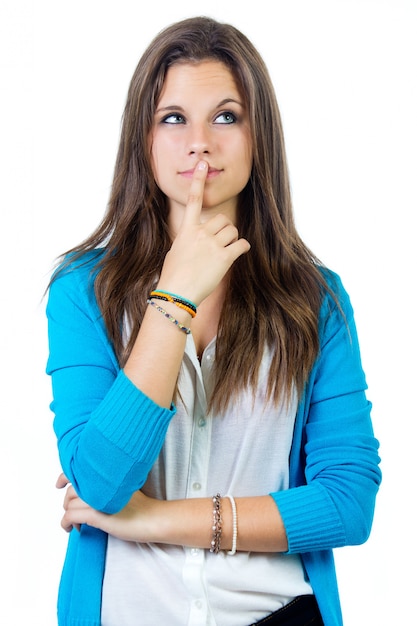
[90, 369, 176, 460]
[271, 483, 346, 553]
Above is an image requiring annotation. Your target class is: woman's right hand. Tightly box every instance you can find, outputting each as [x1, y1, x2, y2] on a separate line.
[124, 160, 250, 406]
[157, 160, 251, 306]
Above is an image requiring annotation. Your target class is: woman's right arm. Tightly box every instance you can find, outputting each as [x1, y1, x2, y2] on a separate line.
[46, 260, 175, 514]
[47, 161, 250, 513]
[124, 161, 250, 407]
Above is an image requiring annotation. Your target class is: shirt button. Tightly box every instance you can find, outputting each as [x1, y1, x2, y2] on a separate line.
[190, 548, 200, 556]
[192, 482, 201, 491]
[198, 417, 206, 427]
[195, 600, 203, 610]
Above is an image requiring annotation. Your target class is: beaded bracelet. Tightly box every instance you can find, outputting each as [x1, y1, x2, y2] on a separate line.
[224, 494, 238, 555]
[210, 494, 222, 554]
[150, 290, 197, 318]
[147, 299, 191, 334]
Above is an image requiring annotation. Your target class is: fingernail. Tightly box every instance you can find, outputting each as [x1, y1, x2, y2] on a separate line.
[197, 161, 207, 170]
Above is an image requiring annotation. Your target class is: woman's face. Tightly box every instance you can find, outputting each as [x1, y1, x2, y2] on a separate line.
[150, 60, 253, 229]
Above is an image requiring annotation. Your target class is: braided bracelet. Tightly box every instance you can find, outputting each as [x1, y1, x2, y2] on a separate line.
[150, 290, 197, 318]
[210, 494, 222, 554]
[147, 299, 191, 334]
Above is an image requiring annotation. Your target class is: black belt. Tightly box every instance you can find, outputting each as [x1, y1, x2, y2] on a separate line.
[250, 595, 324, 626]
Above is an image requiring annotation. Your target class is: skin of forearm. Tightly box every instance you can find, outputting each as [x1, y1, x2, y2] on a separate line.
[61, 484, 288, 553]
[153, 495, 289, 553]
[123, 300, 191, 408]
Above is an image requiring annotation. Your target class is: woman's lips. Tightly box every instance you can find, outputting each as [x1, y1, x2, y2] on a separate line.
[179, 167, 222, 179]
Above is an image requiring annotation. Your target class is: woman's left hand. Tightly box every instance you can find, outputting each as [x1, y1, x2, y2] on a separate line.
[57, 474, 160, 542]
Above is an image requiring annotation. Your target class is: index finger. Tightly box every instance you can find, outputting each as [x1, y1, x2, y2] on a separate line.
[181, 160, 208, 227]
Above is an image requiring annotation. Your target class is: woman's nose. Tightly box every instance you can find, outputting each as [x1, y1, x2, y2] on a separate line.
[187, 124, 211, 155]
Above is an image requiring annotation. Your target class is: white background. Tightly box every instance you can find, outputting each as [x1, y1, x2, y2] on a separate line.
[1, 0, 416, 624]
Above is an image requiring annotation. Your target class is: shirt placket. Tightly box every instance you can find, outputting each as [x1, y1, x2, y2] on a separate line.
[183, 340, 215, 626]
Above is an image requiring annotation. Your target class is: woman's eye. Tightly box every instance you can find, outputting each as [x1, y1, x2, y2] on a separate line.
[214, 111, 237, 124]
[162, 113, 185, 124]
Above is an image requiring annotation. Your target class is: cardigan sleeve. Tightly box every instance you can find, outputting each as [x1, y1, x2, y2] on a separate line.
[46, 256, 176, 514]
[270, 273, 382, 553]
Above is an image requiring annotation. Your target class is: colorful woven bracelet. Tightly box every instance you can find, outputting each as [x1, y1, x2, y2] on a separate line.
[147, 299, 191, 334]
[150, 290, 197, 318]
[150, 293, 196, 318]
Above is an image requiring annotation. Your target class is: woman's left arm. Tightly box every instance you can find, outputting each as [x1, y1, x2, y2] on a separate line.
[59, 473, 289, 552]
[272, 274, 382, 553]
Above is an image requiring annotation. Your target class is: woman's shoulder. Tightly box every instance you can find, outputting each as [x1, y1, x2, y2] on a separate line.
[318, 265, 342, 290]
[47, 248, 107, 314]
[318, 265, 351, 309]
[316, 266, 356, 343]
[50, 247, 106, 286]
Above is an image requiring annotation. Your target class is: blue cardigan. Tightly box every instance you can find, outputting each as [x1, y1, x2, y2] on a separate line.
[46, 252, 381, 626]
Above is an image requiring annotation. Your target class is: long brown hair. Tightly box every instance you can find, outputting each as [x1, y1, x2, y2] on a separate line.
[53, 16, 332, 412]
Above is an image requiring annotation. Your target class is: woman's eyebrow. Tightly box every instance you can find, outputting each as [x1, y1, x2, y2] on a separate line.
[216, 98, 244, 108]
[155, 98, 244, 114]
[155, 105, 185, 114]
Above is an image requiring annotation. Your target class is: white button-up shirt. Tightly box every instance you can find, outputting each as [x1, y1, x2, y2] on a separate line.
[102, 335, 312, 626]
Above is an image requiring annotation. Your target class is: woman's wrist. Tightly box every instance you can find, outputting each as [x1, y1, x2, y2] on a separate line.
[150, 289, 197, 316]
[154, 284, 200, 308]
[159, 495, 286, 553]
[150, 496, 235, 552]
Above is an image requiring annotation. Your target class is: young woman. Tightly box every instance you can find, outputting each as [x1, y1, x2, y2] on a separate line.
[46, 16, 381, 626]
